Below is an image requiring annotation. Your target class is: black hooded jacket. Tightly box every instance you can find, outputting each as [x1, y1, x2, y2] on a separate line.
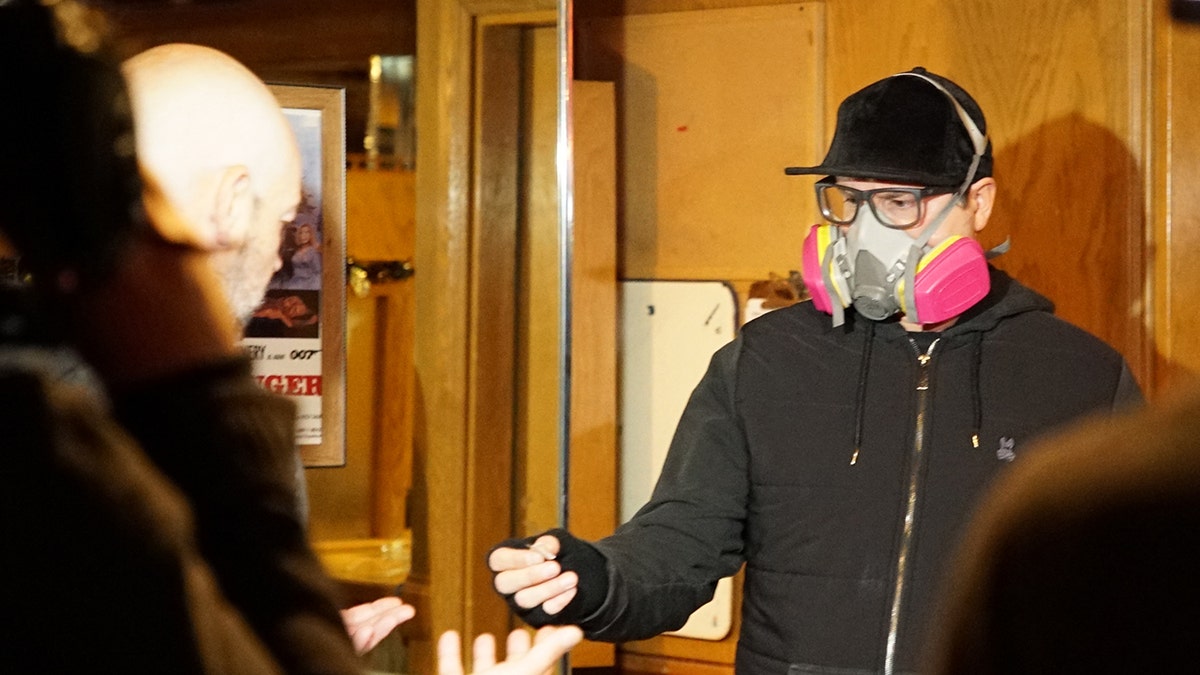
[569, 268, 1141, 674]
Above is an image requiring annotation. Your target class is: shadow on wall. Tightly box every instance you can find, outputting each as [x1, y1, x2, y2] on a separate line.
[986, 113, 1147, 386]
[575, 30, 658, 279]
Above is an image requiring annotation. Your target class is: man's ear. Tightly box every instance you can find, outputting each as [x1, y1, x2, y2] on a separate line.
[968, 177, 997, 233]
[213, 165, 253, 248]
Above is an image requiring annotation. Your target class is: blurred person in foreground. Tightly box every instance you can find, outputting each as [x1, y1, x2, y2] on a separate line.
[122, 40, 411, 660]
[926, 381, 1200, 675]
[0, 3, 580, 672]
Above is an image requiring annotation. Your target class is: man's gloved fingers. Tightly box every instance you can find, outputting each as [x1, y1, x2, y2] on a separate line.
[511, 571, 578, 610]
[493, 560, 562, 596]
[540, 587, 578, 616]
[527, 534, 561, 560]
[488, 546, 550, 573]
[491, 529, 607, 627]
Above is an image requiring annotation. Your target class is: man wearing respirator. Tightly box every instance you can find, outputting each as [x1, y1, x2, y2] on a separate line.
[487, 68, 1141, 674]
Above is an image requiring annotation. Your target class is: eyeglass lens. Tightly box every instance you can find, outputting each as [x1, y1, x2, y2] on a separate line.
[818, 185, 926, 228]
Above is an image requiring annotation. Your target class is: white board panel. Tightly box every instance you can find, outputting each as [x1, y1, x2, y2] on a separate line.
[619, 280, 737, 641]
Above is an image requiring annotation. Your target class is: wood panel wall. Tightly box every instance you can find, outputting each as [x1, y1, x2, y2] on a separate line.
[1154, 4, 1200, 391]
[577, 4, 823, 282]
[569, 79, 620, 668]
[577, 0, 1154, 391]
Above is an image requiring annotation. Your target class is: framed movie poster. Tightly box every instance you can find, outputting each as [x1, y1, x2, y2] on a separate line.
[241, 84, 346, 467]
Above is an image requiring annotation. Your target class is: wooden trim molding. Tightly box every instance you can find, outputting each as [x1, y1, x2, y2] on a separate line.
[414, 1, 559, 672]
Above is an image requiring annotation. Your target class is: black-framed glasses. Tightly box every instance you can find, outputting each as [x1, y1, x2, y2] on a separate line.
[814, 177, 957, 229]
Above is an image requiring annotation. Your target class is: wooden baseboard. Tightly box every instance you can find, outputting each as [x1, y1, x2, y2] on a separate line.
[617, 651, 735, 675]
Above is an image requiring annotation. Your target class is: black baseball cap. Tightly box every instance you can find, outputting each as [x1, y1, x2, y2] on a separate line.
[785, 67, 992, 188]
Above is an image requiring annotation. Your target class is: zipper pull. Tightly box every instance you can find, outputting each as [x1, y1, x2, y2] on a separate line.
[914, 338, 938, 391]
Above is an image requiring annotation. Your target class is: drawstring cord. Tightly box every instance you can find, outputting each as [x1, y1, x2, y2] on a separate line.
[849, 324, 982, 463]
[850, 320, 875, 465]
[970, 331, 983, 448]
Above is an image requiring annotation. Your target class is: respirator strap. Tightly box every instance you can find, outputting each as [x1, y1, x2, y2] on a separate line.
[822, 234, 848, 327]
[901, 246, 924, 324]
[985, 236, 1012, 259]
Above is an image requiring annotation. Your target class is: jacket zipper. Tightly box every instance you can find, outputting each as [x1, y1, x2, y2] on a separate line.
[883, 337, 939, 675]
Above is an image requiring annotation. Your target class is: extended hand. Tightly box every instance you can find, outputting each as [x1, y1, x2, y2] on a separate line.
[341, 596, 416, 654]
[437, 626, 583, 675]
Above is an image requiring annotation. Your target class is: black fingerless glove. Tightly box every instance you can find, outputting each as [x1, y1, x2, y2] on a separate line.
[489, 528, 609, 627]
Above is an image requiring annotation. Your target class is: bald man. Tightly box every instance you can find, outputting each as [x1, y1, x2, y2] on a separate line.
[121, 44, 587, 670]
[123, 44, 301, 325]
[122, 43, 415, 655]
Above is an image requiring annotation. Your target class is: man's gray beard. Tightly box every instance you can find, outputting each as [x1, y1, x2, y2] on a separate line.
[234, 305, 256, 332]
[214, 247, 270, 333]
[219, 271, 267, 333]
[232, 291, 264, 332]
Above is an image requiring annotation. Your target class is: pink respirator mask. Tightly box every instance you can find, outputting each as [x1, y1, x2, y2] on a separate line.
[798, 71, 997, 327]
[800, 219, 991, 327]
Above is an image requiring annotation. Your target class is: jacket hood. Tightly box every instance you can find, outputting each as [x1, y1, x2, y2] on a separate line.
[943, 266, 1054, 337]
[840, 265, 1053, 345]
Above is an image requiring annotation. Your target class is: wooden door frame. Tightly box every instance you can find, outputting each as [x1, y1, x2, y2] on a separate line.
[413, 1, 558, 671]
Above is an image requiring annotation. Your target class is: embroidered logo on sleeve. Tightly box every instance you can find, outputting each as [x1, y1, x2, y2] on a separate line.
[996, 437, 1016, 462]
